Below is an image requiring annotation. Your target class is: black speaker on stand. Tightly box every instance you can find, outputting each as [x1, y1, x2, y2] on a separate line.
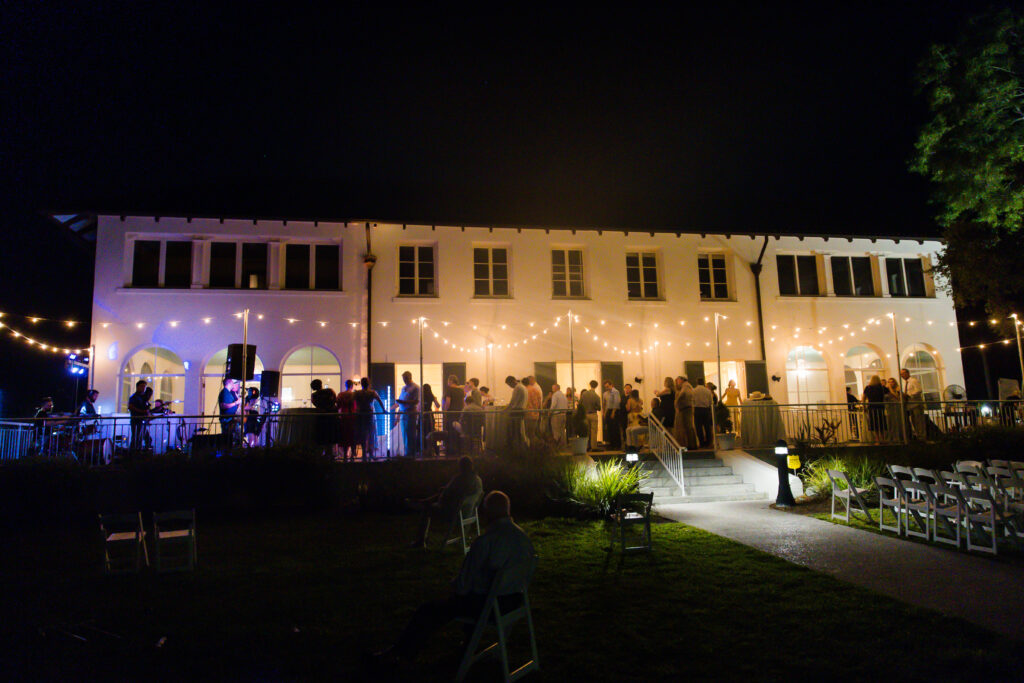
[260, 370, 280, 398]
[225, 344, 257, 381]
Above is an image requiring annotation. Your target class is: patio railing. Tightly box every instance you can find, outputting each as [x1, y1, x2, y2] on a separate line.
[722, 399, 1024, 448]
[647, 414, 686, 495]
[0, 407, 576, 463]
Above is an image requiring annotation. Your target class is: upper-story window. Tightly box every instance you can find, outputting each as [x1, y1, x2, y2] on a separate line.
[209, 242, 236, 288]
[831, 256, 874, 296]
[626, 251, 660, 300]
[131, 239, 192, 288]
[241, 243, 268, 289]
[284, 243, 342, 290]
[777, 254, 820, 296]
[885, 257, 927, 297]
[398, 245, 436, 296]
[552, 249, 585, 298]
[697, 253, 729, 301]
[473, 247, 510, 297]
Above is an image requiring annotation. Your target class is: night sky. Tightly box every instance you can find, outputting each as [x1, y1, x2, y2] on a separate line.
[0, 2, 1017, 413]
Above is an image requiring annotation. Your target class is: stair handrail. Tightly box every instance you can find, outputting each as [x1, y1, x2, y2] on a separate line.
[646, 414, 686, 496]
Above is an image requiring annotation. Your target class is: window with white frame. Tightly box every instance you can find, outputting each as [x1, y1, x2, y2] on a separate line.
[473, 247, 510, 297]
[626, 251, 660, 300]
[777, 254, 820, 296]
[831, 256, 874, 296]
[130, 239, 193, 288]
[785, 346, 830, 404]
[552, 249, 585, 298]
[398, 245, 436, 296]
[284, 243, 342, 290]
[697, 253, 729, 300]
[885, 257, 927, 297]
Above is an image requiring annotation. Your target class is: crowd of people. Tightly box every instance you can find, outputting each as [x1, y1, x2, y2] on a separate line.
[848, 368, 929, 443]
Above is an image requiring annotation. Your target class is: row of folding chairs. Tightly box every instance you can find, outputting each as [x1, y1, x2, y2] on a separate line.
[873, 462, 1024, 555]
[98, 510, 197, 573]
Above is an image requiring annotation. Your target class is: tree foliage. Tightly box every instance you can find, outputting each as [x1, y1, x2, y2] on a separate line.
[911, 10, 1024, 314]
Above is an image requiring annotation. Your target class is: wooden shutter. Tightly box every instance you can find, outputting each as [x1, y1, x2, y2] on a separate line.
[600, 362, 624, 392]
[441, 362, 467, 386]
[369, 363, 396, 399]
[684, 361, 704, 383]
[533, 362, 557, 396]
[744, 360, 769, 395]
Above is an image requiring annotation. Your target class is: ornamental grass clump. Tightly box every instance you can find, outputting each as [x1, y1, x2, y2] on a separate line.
[558, 459, 649, 516]
[799, 453, 884, 499]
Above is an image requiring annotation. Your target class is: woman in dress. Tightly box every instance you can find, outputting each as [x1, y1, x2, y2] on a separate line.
[862, 375, 888, 443]
[722, 379, 743, 434]
[884, 377, 903, 442]
[421, 383, 441, 436]
[336, 379, 356, 461]
[625, 389, 646, 447]
[655, 376, 675, 428]
[243, 387, 261, 447]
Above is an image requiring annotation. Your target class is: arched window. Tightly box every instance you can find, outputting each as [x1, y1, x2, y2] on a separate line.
[120, 346, 186, 412]
[202, 348, 265, 416]
[281, 346, 341, 408]
[903, 344, 942, 399]
[844, 345, 885, 397]
[785, 346, 830, 404]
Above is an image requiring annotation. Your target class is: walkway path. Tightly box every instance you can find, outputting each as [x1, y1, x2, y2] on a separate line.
[657, 501, 1024, 640]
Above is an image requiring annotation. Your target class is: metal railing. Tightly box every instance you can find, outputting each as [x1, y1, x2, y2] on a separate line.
[647, 414, 686, 495]
[722, 399, 1024, 447]
[0, 421, 34, 460]
[0, 407, 577, 464]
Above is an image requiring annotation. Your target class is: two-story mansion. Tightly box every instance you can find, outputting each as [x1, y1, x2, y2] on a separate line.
[86, 215, 963, 417]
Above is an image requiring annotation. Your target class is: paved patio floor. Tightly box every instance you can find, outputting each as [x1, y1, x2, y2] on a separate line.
[657, 500, 1024, 640]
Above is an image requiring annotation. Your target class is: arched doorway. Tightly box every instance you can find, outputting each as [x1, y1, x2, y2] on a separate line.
[844, 345, 885, 397]
[201, 347, 266, 416]
[785, 346, 830, 404]
[120, 346, 186, 411]
[281, 346, 342, 408]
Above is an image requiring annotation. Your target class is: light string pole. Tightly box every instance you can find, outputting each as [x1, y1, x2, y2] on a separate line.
[418, 316, 425, 456]
[713, 313, 725, 449]
[888, 312, 907, 443]
[241, 308, 250, 411]
[1013, 314, 1024, 393]
[568, 309, 576, 409]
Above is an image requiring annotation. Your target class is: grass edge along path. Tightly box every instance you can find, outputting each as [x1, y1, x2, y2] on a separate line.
[2, 513, 1023, 681]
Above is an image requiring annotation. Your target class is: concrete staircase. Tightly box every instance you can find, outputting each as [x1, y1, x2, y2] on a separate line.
[639, 454, 767, 504]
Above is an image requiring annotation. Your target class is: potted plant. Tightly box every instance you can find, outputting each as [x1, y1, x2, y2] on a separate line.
[569, 406, 590, 455]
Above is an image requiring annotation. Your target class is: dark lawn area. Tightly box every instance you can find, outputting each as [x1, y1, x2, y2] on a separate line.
[2, 511, 1023, 682]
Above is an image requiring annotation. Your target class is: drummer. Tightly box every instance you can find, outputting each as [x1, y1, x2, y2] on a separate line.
[34, 396, 55, 454]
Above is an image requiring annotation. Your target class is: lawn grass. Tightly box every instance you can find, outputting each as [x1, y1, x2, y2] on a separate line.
[808, 507, 1024, 560]
[2, 511, 1023, 681]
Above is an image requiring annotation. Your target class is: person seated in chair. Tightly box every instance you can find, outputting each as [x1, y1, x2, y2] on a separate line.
[374, 490, 536, 668]
[406, 456, 483, 548]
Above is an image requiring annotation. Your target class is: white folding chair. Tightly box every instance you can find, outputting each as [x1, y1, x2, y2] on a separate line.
[444, 492, 483, 555]
[874, 476, 902, 535]
[927, 481, 965, 548]
[901, 480, 932, 541]
[153, 509, 197, 572]
[98, 512, 149, 574]
[827, 470, 873, 524]
[888, 464, 915, 483]
[455, 555, 540, 682]
[912, 468, 940, 486]
[963, 488, 1003, 555]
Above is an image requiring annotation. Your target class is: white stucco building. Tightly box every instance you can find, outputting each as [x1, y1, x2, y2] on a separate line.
[88, 215, 963, 416]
